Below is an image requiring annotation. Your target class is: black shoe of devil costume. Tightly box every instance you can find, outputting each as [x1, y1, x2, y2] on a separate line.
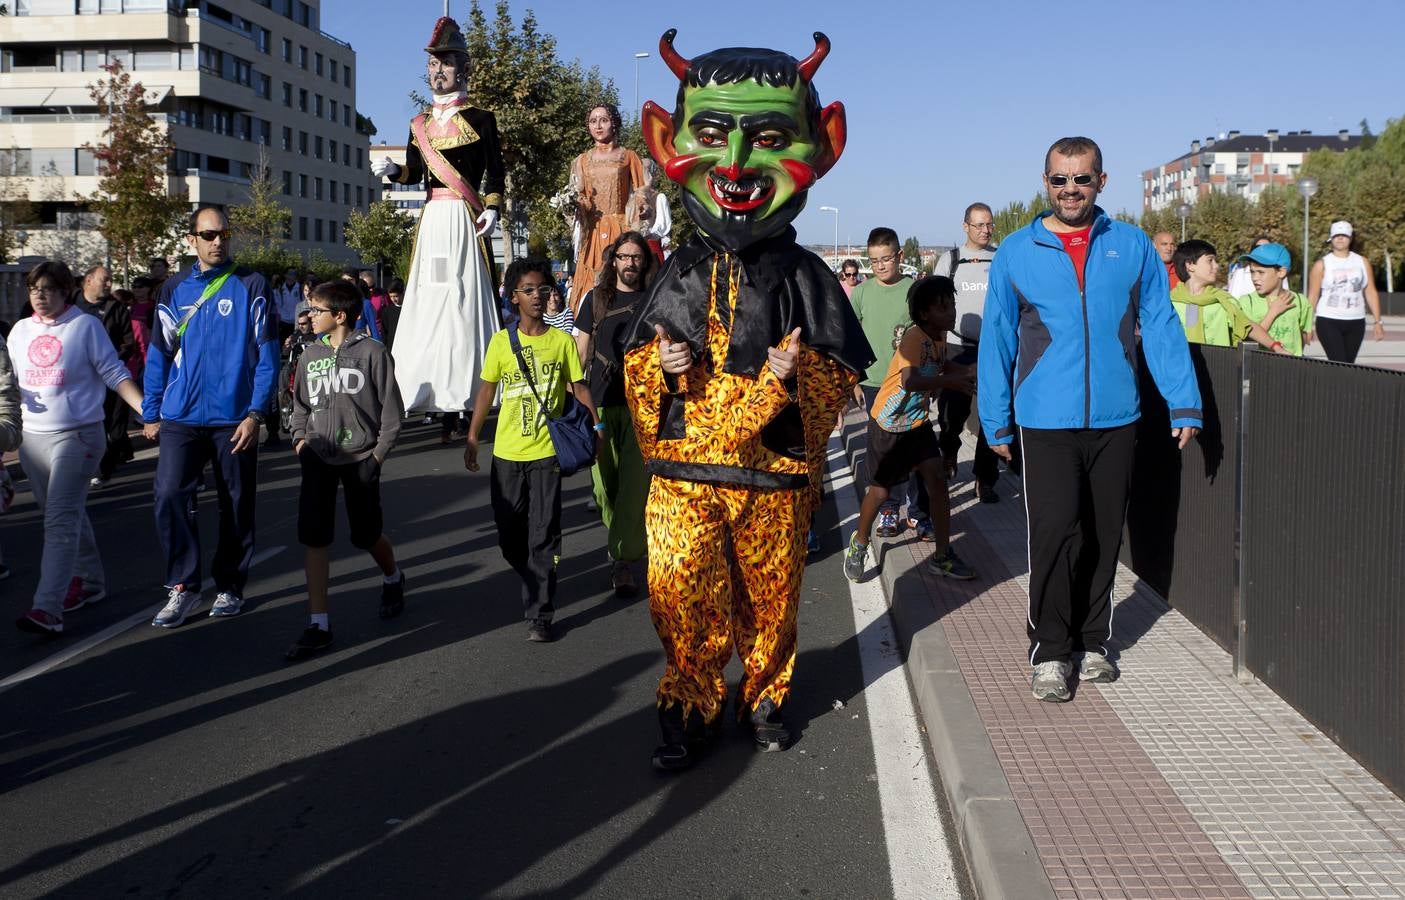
[747, 698, 792, 752]
[651, 704, 718, 773]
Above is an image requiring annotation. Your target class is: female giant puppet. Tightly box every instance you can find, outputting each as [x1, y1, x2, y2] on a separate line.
[370, 17, 506, 415]
[624, 30, 874, 771]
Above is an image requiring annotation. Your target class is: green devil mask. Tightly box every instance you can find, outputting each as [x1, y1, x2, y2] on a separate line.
[641, 30, 847, 251]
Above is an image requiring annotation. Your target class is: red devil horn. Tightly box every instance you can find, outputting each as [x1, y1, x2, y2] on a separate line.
[797, 32, 831, 81]
[659, 29, 690, 80]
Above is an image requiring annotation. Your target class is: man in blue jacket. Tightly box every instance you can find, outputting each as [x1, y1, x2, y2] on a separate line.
[978, 137, 1201, 702]
[143, 205, 278, 627]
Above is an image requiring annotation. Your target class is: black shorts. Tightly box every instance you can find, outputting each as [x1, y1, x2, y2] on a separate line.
[297, 452, 384, 549]
[866, 419, 940, 488]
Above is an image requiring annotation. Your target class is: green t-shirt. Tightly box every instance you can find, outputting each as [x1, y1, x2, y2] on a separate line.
[1170, 283, 1256, 347]
[480, 326, 585, 461]
[851, 275, 913, 387]
[1235, 291, 1314, 357]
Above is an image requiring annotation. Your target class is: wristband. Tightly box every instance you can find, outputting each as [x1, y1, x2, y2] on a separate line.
[1270, 341, 1284, 351]
[594, 422, 606, 432]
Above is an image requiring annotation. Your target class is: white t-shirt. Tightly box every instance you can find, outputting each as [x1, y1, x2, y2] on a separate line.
[1315, 251, 1369, 321]
[933, 242, 997, 345]
[8, 305, 132, 433]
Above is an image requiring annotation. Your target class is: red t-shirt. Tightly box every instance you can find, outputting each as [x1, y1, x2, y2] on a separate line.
[1165, 260, 1181, 289]
[1055, 227, 1093, 292]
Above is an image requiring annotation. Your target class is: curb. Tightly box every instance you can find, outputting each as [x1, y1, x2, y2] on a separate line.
[835, 418, 1055, 900]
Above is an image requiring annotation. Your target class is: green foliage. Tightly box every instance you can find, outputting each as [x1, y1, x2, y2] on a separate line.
[84, 61, 188, 285]
[0, 163, 38, 264]
[301, 249, 345, 283]
[990, 194, 1048, 242]
[345, 199, 416, 272]
[229, 147, 297, 278]
[463, 0, 619, 262]
[901, 236, 922, 268]
[356, 113, 377, 137]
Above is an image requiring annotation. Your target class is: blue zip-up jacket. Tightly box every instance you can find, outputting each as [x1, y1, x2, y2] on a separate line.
[143, 263, 278, 426]
[978, 208, 1201, 441]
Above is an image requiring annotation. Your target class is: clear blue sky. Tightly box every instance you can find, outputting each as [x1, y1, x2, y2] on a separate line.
[323, 0, 1405, 250]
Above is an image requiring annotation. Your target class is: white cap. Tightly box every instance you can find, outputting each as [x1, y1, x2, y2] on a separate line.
[1329, 220, 1353, 238]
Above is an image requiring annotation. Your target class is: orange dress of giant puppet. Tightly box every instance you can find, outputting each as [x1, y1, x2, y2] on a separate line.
[622, 31, 874, 772]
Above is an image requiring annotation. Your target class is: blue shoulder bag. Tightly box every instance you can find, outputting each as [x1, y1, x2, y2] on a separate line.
[507, 326, 597, 476]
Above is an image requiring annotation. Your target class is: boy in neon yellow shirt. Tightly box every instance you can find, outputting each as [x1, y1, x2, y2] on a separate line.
[465, 258, 599, 643]
[1169, 240, 1287, 351]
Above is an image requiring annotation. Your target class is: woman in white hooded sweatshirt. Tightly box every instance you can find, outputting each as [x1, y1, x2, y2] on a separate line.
[10, 261, 144, 635]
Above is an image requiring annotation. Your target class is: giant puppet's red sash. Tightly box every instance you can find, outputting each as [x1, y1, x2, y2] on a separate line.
[410, 112, 485, 216]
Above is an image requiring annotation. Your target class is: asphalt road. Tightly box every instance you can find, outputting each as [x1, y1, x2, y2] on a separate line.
[0, 421, 968, 899]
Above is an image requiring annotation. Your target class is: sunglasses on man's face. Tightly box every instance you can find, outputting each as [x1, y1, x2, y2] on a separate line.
[1045, 173, 1098, 188]
[191, 229, 231, 242]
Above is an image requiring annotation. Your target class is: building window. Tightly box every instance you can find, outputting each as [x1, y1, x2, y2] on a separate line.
[298, 173, 307, 197]
[356, 147, 363, 168]
[329, 140, 337, 163]
[329, 220, 337, 243]
[299, 89, 308, 112]
[282, 126, 292, 151]
[315, 219, 323, 242]
[329, 99, 337, 122]
[342, 145, 350, 166]
[75, 148, 96, 177]
[314, 176, 323, 200]
[329, 59, 338, 82]
[343, 66, 351, 88]
[314, 136, 323, 159]
[298, 132, 308, 155]
[1253, 164, 1265, 175]
[356, 185, 363, 206]
[314, 94, 323, 117]
[282, 38, 291, 62]
[283, 171, 292, 195]
[343, 108, 351, 128]
[314, 52, 323, 76]
[298, 45, 308, 69]
[282, 82, 292, 107]
[1214, 164, 1225, 174]
[299, 216, 308, 241]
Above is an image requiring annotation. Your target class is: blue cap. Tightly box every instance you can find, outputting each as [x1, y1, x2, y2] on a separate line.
[1240, 243, 1290, 269]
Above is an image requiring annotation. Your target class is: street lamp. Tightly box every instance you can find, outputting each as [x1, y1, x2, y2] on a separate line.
[1176, 202, 1192, 242]
[1297, 177, 1318, 293]
[632, 52, 649, 119]
[818, 205, 839, 270]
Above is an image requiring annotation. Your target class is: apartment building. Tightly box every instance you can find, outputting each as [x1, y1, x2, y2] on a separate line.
[0, 0, 378, 268]
[1142, 129, 1362, 213]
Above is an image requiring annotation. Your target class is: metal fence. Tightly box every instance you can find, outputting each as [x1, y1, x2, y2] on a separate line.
[1122, 344, 1405, 798]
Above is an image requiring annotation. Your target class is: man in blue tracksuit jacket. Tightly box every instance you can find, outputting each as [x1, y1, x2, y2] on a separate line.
[142, 206, 279, 628]
[978, 137, 1202, 703]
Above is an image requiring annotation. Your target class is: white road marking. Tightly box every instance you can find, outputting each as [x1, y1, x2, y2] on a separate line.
[0, 545, 287, 694]
[827, 444, 963, 900]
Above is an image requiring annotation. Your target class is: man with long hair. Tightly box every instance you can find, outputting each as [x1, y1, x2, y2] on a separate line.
[574, 232, 656, 597]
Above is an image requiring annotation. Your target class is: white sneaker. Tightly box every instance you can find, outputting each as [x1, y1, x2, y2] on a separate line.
[1031, 660, 1072, 702]
[152, 586, 202, 628]
[1078, 652, 1118, 683]
[208, 591, 244, 618]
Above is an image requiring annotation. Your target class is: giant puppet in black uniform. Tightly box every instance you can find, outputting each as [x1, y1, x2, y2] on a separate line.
[623, 30, 874, 771]
[371, 16, 506, 415]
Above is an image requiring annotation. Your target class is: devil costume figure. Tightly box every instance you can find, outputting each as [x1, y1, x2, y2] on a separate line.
[624, 31, 874, 771]
[371, 17, 505, 414]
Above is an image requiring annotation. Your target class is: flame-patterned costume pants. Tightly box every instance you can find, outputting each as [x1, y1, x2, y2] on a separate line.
[645, 474, 813, 724]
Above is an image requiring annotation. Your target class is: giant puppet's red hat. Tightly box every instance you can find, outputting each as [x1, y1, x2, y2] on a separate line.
[425, 16, 467, 54]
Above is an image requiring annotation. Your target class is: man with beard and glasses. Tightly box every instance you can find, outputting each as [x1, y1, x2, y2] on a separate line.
[979, 136, 1201, 703]
[574, 232, 656, 598]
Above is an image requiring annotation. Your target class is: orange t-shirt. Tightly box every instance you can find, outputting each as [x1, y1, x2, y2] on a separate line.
[869, 325, 947, 432]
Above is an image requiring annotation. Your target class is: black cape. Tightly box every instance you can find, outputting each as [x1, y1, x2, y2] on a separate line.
[624, 227, 875, 376]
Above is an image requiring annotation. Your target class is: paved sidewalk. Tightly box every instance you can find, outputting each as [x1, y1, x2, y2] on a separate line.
[837, 415, 1405, 900]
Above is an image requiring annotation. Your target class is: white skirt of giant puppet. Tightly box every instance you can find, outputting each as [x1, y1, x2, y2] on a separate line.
[394, 196, 501, 413]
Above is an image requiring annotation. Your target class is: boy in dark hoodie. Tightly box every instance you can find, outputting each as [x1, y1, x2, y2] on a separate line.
[286, 280, 406, 660]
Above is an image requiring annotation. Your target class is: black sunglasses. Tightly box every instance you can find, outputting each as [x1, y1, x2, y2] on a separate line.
[191, 229, 231, 242]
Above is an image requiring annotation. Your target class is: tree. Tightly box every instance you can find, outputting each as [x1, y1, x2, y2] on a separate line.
[0, 150, 38, 264]
[229, 146, 298, 278]
[990, 193, 1048, 242]
[84, 61, 188, 284]
[345, 199, 416, 282]
[901, 236, 922, 269]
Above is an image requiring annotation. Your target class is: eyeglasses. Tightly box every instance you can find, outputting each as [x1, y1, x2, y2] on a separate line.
[614, 252, 646, 263]
[841, 271, 858, 278]
[514, 285, 553, 296]
[1045, 173, 1098, 188]
[306, 306, 332, 316]
[870, 252, 900, 266]
[965, 222, 995, 231]
[27, 284, 61, 296]
[191, 229, 231, 242]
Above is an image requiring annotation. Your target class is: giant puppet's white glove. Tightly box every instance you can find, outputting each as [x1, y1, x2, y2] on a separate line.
[371, 157, 400, 179]
[475, 208, 499, 237]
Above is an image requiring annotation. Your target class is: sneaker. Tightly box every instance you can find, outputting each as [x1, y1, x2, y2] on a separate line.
[1031, 660, 1072, 702]
[978, 483, 1000, 504]
[874, 508, 900, 538]
[1079, 652, 1118, 683]
[90, 475, 110, 488]
[611, 560, 638, 599]
[152, 586, 202, 628]
[748, 698, 791, 752]
[285, 625, 333, 661]
[652, 704, 716, 773]
[380, 572, 406, 619]
[913, 520, 935, 542]
[943, 455, 958, 481]
[843, 535, 868, 583]
[16, 608, 63, 634]
[526, 618, 553, 643]
[208, 591, 244, 618]
[927, 547, 976, 580]
[62, 576, 106, 613]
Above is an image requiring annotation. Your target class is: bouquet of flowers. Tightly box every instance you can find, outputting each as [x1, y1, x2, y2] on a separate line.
[548, 174, 580, 218]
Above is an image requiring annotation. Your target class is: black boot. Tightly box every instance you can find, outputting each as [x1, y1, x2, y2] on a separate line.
[748, 698, 791, 752]
[651, 704, 714, 773]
